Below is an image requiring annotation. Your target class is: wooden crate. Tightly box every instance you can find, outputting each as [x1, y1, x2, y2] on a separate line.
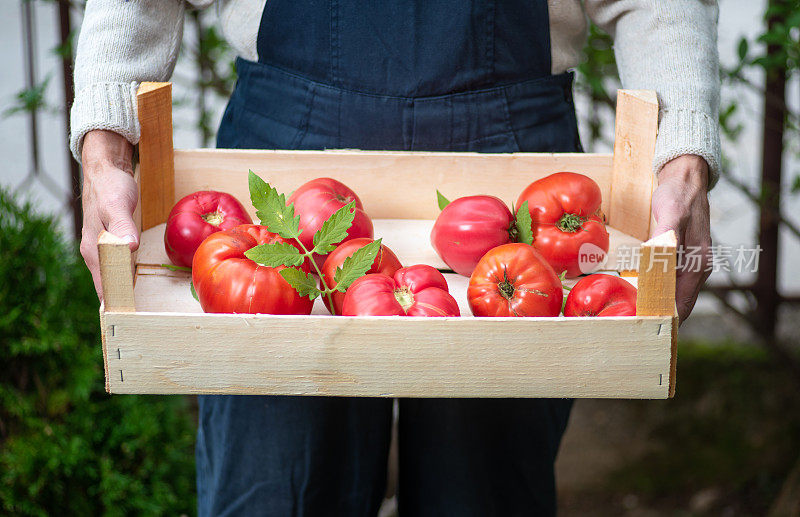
[97, 83, 678, 399]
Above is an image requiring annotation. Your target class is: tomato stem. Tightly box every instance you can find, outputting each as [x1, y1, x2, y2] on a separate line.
[556, 213, 583, 233]
[291, 237, 338, 315]
[498, 269, 515, 301]
[394, 288, 415, 313]
[202, 211, 224, 227]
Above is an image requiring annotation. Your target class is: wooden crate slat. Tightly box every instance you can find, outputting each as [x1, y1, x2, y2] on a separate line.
[136, 82, 175, 231]
[98, 231, 135, 312]
[103, 311, 673, 398]
[609, 90, 659, 241]
[170, 150, 614, 223]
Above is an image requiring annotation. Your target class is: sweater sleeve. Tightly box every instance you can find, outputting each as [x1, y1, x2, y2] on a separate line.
[584, 0, 721, 187]
[69, 0, 186, 163]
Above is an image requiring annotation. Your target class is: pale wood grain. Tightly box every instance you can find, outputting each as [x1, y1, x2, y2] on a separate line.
[169, 149, 614, 223]
[102, 310, 673, 398]
[636, 230, 677, 317]
[98, 231, 136, 312]
[136, 82, 175, 231]
[609, 90, 659, 241]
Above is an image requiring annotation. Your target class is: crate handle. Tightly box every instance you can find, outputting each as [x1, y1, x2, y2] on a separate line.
[636, 229, 677, 317]
[136, 82, 175, 231]
[98, 231, 136, 312]
[609, 90, 659, 242]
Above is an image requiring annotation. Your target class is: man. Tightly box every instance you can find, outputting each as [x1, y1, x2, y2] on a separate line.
[72, 1, 717, 515]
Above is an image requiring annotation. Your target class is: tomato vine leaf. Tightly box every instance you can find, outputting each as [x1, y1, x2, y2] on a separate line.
[279, 268, 322, 300]
[313, 201, 356, 254]
[514, 201, 534, 245]
[244, 242, 304, 268]
[436, 190, 450, 211]
[190, 281, 199, 301]
[334, 238, 382, 292]
[248, 170, 301, 239]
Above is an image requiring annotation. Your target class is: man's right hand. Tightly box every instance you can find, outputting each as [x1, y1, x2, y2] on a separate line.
[79, 130, 139, 300]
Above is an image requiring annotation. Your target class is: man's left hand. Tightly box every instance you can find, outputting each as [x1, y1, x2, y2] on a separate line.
[650, 154, 712, 323]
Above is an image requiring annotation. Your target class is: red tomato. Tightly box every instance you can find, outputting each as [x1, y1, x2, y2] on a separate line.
[192, 224, 313, 315]
[164, 191, 252, 267]
[287, 178, 374, 269]
[467, 243, 562, 317]
[516, 172, 609, 278]
[342, 265, 460, 317]
[564, 274, 637, 317]
[430, 195, 515, 276]
[320, 238, 403, 315]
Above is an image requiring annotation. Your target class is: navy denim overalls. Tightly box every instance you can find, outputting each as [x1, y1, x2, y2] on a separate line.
[202, 2, 579, 515]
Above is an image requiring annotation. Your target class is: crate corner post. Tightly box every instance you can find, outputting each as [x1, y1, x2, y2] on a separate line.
[609, 90, 659, 241]
[636, 229, 679, 397]
[136, 82, 175, 231]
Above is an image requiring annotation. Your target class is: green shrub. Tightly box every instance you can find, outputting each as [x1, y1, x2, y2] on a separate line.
[0, 189, 196, 516]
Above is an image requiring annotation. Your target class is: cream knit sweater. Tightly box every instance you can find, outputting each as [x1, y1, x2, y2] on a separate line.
[70, 0, 721, 183]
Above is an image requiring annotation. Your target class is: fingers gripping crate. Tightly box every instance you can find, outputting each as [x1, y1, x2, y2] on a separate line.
[97, 83, 678, 399]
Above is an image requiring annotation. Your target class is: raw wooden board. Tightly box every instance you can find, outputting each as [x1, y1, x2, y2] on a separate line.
[101, 310, 671, 398]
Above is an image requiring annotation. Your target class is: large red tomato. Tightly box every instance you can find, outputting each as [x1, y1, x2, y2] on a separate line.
[342, 265, 460, 317]
[320, 238, 403, 315]
[467, 243, 562, 317]
[564, 274, 637, 317]
[164, 191, 252, 267]
[430, 195, 515, 276]
[192, 224, 314, 315]
[287, 178, 374, 269]
[516, 172, 609, 278]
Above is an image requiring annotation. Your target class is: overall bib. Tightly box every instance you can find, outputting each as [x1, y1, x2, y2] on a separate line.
[201, 2, 579, 515]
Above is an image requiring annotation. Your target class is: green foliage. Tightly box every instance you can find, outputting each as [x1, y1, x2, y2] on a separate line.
[278, 268, 322, 300]
[3, 77, 52, 118]
[248, 170, 301, 240]
[514, 201, 534, 246]
[608, 341, 800, 514]
[313, 202, 357, 254]
[0, 189, 196, 516]
[245, 242, 304, 268]
[333, 239, 382, 292]
[436, 190, 450, 211]
[576, 24, 618, 149]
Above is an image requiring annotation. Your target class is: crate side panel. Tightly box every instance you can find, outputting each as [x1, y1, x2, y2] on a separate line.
[103, 313, 672, 398]
[173, 150, 614, 220]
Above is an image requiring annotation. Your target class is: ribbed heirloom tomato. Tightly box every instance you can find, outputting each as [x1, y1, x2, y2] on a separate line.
[192, 224, 314, 315]
[288, 178, 374, 269]
[516, 172, 609, 278]
[467, 243, 562, 317]
[164, 190, 252, 267]
[430, 195, 516, 276]
[342, 265, 460, 317]
[320, 238, 403, 315]
[564, 274, 637, 317]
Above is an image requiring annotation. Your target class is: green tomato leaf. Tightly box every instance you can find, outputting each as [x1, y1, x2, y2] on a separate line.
[161, 263, 192, 272]
[333, 238, 382, 292]
[279, 268, 322, 300]
[244, 242, 304, 267]
[190, 281, 199, 301]
[313, 201, 356, 254]
[436, 190, 450, 211]
[248, 170, 301, 239]
[514, 200, 534, 245]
